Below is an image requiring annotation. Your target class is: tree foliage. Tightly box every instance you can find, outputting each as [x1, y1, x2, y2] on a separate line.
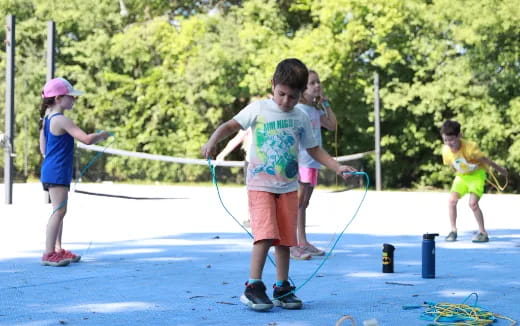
[1, 0, 518, 192]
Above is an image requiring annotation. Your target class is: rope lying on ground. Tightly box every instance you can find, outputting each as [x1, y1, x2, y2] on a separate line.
[335, 315, 355, 326]
[404, 293, 517, 326]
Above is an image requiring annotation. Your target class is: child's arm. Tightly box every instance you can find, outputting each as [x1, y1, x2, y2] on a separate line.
[319, 94, 337, 131]
[306, 146, 356, 180]
[480, 157, 508, 176]
[201, 119, 242, 159]
[60, 116, 110, 145]
[320, 105, 337, 131]
[216, 129, 247, 161]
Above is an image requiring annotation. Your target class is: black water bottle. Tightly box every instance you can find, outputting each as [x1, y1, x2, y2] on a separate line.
[382, 243, 395, 273]
[422, 233, 439, 278]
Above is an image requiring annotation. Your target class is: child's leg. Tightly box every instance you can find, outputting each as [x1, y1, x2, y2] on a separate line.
[46, 187, 68, 254]
[448, 192, 460, 232]
[273, 245, 303, 309]
[274, 245, 290, 281]
[296, 182, 314, 244]
[54, 222, 64, 251]
[249, 239, 272, 279]
[469, 193, 486, 234]
[467, 170, 487, 235]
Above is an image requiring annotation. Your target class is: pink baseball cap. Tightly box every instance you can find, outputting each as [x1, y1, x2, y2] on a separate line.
[42, 77, 84, 98]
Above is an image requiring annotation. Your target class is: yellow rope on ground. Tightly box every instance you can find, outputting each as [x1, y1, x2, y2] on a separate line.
[494, 314, 517, 325]
[422, 301, 517, 326]
[426, 303, 494, 325]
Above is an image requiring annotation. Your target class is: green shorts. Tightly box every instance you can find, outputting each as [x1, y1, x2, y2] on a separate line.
[451, 169, 486, 198]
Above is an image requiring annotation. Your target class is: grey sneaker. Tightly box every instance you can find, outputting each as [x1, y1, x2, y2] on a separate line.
[472, 232, 489, 243]
[445, 231, 457, 242]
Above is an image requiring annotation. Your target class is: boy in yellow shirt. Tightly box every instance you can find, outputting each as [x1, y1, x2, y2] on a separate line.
[440, 120, 507, 243]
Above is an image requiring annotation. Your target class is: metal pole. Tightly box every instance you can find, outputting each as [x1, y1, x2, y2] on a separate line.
[4, 15, 15, 204]
[43, 21, 56, 204]
[374, 71, 382, 191]
[46, 21, 55, 80]
[24, 116, 28, 177]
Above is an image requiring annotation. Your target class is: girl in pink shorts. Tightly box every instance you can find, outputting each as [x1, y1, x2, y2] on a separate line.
[291, 70, 338, 260]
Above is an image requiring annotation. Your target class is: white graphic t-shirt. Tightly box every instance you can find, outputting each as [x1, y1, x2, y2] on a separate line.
[233, 99, 318, 193]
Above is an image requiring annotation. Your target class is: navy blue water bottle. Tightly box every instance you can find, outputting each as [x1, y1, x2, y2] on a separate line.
[422, 233, 439, 278]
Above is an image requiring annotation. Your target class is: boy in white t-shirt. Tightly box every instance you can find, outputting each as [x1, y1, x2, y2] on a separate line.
[201, 58, 356, 311]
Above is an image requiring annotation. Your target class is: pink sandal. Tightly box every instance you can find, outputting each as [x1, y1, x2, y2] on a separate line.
[290, 247, 311, 260]
[300, 243, 325, 256]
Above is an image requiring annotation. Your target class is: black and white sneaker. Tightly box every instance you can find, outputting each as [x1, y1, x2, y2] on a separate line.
[272, 281, 303, 309]
[240, 281, 274, 311]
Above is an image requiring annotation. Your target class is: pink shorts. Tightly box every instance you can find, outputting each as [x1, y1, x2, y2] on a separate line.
[247, 190, 298, 246]
[298, 167, 319, 186]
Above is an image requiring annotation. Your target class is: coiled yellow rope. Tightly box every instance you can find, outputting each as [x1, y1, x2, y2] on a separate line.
[419, 293, 516, 325]
[423, 302, 516, 325]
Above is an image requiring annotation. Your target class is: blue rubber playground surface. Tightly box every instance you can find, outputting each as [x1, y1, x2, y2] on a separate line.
[1, 183, 519, 325]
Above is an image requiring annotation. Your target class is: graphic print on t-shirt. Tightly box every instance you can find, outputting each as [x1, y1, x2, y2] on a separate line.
[453, 158, 478, 174]
[252, 116, 299, 179]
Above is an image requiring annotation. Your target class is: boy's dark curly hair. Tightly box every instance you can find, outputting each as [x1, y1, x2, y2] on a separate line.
[272, 58, 308, 92]
[440, 120, 461, 136]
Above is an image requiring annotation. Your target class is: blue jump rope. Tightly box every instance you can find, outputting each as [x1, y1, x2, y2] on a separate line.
[52, 138, 369, 299]
[207, 159, 369, 299]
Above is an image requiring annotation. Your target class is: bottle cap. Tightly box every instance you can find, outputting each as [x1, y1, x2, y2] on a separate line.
[382, 243, 395, 251]
[423, 233, 439, 240]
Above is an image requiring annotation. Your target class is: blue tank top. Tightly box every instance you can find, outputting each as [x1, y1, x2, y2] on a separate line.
[41, 113, 75, 185]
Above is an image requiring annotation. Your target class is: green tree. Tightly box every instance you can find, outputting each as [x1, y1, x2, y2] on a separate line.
[1, 0, 518, 191]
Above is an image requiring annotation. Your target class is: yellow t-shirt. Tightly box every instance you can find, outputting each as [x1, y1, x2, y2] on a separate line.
[442, 139, 485, 175]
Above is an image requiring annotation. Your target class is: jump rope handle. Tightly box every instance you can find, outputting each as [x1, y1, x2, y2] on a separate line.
[96, 129, 115, 137]
[342, 171, 366, 176]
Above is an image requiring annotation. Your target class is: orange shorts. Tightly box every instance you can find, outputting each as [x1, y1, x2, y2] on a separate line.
[247, 190, 298, 246]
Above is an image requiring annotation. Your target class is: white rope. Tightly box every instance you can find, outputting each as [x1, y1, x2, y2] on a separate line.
[77, 143, 373, 166]
[77, 143, 243, 167]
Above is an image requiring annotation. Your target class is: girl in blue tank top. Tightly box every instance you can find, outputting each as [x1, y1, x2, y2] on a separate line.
[39, 77, 111, 267]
